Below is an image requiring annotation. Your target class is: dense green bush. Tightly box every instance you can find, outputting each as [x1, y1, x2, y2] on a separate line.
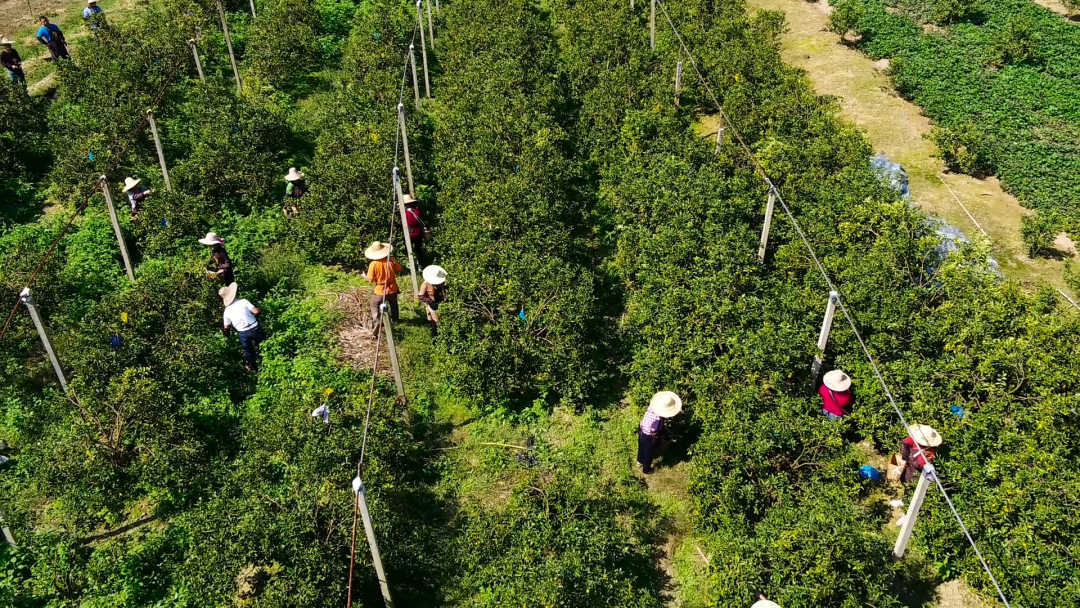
[1019, 211, 1059, 257]
[432, 0, 606, 408]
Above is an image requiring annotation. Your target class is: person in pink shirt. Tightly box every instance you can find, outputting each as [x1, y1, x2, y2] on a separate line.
[637, 391, 682, 474]
[819, 369, 853, 421]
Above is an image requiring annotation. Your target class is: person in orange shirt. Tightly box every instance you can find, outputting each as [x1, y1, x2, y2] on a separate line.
[361, 241, 402, 327]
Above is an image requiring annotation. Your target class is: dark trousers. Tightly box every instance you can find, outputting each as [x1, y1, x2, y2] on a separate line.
[237, 325, 264, 370]
[637, 430, 660, 473]
[7, 68, 25, 86]
[370, 293, 399, 325]
[47, 40, 70, 61]
[219, 266, 235, 285]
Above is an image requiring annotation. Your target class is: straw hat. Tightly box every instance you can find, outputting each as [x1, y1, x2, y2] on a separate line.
[649, 391, 683, 418]
[751, 601, 781, 608]
[1, 36, 14, 45]
[285, 167, 304, 182]
[198, 232, 224, 246]
[364, 241, 393, 260]
[907, 424, 942, 448]
[823, 369, 851, 392]
[121, 177, 142, 193]
[402, 193, 418, 205]
[218, 282, 238, 307]
[87, 0, 97, 4]
[422, 265, 447, 285]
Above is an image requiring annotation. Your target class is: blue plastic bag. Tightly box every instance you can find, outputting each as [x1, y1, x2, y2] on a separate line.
[859, 465, 882, 481]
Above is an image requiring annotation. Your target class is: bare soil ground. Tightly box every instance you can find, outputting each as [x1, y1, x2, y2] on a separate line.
[745, 0, 1075, 293]
[333, 287, 394, 377]
[1031, 0, 1077, 19]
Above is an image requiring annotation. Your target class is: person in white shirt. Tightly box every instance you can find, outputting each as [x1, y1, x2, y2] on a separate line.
[219, 282, 263, 372]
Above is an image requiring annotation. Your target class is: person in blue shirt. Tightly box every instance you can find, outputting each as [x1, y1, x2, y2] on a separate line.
[83, 1, 105, 29]
[36, 17, 70, 61]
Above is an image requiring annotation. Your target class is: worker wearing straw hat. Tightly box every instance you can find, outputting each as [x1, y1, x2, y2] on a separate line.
[751, 595, 781, 608]
[283, 167, 307, 218]
[199, 232, 234, 285]
[219, 282, 263, 373]
[899, 424, 941, 483]
[83, 0, 105, 30]
[361, 241, 403, 328]
[121, 177, 153, 220]
[819, 369, 853, 421]
[418, 265, 447, 339]
[637, 391, 682, 474]
[1, 37, 25, 86]
[403, 193, 427, 262]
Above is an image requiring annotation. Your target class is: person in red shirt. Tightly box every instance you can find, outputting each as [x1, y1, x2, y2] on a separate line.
[900, 424, 941, 483]
[819, 369, 853, 421]
[403, 194, 426, 261]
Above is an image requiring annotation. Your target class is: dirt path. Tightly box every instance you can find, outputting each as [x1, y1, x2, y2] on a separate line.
[1031, 0, 1076, 19]
[746, 0, 1073, 292]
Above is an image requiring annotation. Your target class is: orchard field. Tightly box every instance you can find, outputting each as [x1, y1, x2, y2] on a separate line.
[1, 0, 1079, 606]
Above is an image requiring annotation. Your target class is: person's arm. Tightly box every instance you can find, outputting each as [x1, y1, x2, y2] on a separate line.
[361, 262, 373, 282]
[222, 313, 233, 336]
[245, 301, 261, 316]
[392, 259, 403, 273]
[418, 283, 433, 305]
[55, 25, 66, 43]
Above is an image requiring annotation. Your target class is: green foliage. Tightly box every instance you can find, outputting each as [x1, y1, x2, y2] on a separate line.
[989, 15, 1040, 67]
[432, 0, 605, 408]
[1019, 211, 1059, 257]
[929, 0, 978, 25]
[927, 122, 994, 175]
[1063, 259, 1080, 295]
[828, 0, 866, 39]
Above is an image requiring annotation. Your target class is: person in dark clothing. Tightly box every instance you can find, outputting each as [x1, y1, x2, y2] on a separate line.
[199, 232, 234, 285]
[637, 391, 682, 474]
[36, 17, 70, 61]
[899, 424, 941, 483]
[283, 167, 307, 218]
[121, 177, 153, 220]
[1, 38, 25, 86]
[403, 193, 426, 262]
[418, 265, 447, 339]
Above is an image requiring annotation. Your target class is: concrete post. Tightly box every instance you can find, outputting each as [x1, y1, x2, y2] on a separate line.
[393, 169, 420, 297]
[249, 0, 256, 18]
[650, 0, 656, 49]
[425, 0, 435, 49]
[674, 58, 683, 106]
[757, 187, 776, 263]
[146, 110, 172, 193]
[408, 45, 421, 111]
[715, 123, 724, 153]
[381, 307, 405, 398]
[0, 511, 15, 547]
[19, 288, 68, 393]
[356, 478, 396, 607]
[894, 468, 933, 558]
[99, 177, 135, 281]
[189, 39, 204, 82]
[417, 2, 431, 98]
[810, 291, 839, 387]
[217, 1, 242, 93]
[397, 104, 415, 196]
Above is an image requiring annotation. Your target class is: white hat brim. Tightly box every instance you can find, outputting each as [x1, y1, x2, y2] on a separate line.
[422, 265, 447, 285]
[823, 370, 851, 392]
[649, 391, 682, 418]
[121, 178, 142, 193]
[907, 424, 942, 447]
[219, 282, 238, 306]
[364, 242, 392, 260]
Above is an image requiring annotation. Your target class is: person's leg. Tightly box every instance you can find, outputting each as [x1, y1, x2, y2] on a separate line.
[636, 430, 656, 473]
[428, 319, 438, 338]
[823, 409, 842, 421]
[238, 330, 257, 371]
[388, 293, 399, 323]
[221, 266, 235, 285]
[15, 68, 25, 85]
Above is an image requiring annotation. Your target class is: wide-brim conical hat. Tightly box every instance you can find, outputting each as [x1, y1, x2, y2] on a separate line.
[422, 265, 447, 285]
[823, 369, 851, 392]
[364, 241, 392, 260]
[907, 424, 942, 448]
[649, 391, 682, 418]
[218, 282, 238, 306]
[121, 177, 141, 193]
